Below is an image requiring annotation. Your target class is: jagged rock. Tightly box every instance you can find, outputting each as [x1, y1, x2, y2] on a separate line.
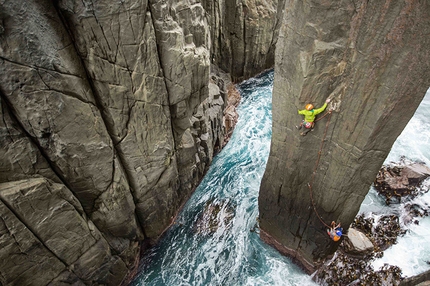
[210, 65, 240, 148]
[194, 199, 235, 235]
[352, 214, 407, 252]
[0, 178, 128, 286]
[316, 252, 403, 286]
[374, 160, 430, 203]
[202, 0, 286, 81]
[403, 203, 429, 225]
[0, 0, 248, 283]
[343, 228, 374, 256]
[259, 0, 430, 273]
[401, 269, 430, 286]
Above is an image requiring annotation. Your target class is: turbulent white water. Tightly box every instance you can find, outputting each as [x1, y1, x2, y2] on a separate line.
[131, 71, 430, 285]
[131, 70, 316, 285]
[360, 88, 430, 278]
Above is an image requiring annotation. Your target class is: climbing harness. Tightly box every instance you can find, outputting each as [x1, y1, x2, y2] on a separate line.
[303, 109, 331, 129]
[306, 110, 341, 239]
[304, 121, 313, 129]
[327, 228, 342, 241]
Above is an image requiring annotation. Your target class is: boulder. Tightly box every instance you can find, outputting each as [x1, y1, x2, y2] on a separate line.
[343, 228, 374, 256]
[352, 214, 407, 253]
[374, 161, 430, 203]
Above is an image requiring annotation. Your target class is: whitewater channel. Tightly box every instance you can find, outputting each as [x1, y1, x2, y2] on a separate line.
[131, 70, 430, 285]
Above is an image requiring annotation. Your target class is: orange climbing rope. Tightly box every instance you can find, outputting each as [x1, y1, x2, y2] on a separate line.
[314, 110, 331, 122]
[308, 110, 333, 228]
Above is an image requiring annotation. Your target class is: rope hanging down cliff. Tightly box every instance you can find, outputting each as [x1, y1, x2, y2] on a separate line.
[307, 110, 333, 229]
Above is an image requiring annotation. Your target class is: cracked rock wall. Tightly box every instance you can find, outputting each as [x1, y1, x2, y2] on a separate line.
[202, 0, 286, 81]
[0, 0, 236, 284]
[259, 0, 430, 273]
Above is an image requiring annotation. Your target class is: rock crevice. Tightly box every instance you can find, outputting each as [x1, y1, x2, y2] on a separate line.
[0, 0, 282, 284]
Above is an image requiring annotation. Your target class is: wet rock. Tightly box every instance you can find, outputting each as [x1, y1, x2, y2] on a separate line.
[374, 159, 430, 204]
[343, 228, 374, 256]
[317, 178, 430, 286]
[351, 214, 407, 252]
[315, 252, 403, 286]
[195, 199, 235, 235]
[403, 203, 430, 225]
[316, 212, 412, 284]
[259, 0, 430, 272]
[401, 268, 430, 286]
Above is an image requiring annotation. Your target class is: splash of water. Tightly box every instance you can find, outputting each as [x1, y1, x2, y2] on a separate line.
[131, 71, 430, 284]
[130, 70, 316, 285]
[360, 89, 430, 277]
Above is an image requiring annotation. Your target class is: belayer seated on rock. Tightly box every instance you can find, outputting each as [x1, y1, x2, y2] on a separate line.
[296, 98, 330, 136]
[327, 221, 343, 242]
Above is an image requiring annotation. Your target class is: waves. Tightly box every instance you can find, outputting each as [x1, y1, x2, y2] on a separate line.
[131, 72, 430, 285]
[131, 70, 316, 285]
[360, 89, 430, 278]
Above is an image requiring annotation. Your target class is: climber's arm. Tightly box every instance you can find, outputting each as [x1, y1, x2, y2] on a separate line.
[313, 102, 327, 115]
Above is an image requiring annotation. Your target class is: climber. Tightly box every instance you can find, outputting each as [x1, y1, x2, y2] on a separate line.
[296, 98, 331, 136]
[327, 221, 343, 242]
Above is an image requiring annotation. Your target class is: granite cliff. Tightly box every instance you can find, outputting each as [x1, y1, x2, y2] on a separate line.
[0, 0, 283, 285]
[259, 0, 430, 273]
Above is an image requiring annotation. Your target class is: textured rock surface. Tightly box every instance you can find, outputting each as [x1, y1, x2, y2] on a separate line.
[374, 161, 430, 203]
[202, 0, 286, 81]
[0, 178, 129, 286]
[401, 270, 430, 286]
[343, 228, 373, 256]
[259, 0, 430, 273]
[57, 0, 179, 239]
[0, 0, 246, 284]
[0, 0, 278, 285]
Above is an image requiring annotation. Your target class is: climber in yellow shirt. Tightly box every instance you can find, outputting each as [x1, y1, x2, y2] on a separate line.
[296, 98, 331, 136]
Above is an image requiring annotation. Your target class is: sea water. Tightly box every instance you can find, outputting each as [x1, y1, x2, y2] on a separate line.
[131, 70, 430, 285]
[360, 88, 430, 278]
[130, 70, 316, 285]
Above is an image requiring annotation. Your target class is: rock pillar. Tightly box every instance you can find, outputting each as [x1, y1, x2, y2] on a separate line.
[259, 0, 430, 273]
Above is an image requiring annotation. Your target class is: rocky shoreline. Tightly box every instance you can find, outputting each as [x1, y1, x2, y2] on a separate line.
[315, 159, 430, 285]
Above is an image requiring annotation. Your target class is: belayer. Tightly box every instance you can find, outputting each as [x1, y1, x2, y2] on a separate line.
[327, 221, 343, 242]
[296, 98, 331, 136]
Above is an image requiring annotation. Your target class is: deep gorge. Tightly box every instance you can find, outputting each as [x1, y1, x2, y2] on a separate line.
[0, 1, 429, 285]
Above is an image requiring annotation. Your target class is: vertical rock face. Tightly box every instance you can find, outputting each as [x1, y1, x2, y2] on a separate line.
[0, 0, 237, 284]
[259, 0, 430, 273]
[0, 1, 144, 284]
[1, 0, 284, 283]
[0, 178, 130, 285]
[147, 0, 212, 204]
[57, 0, 179, 240]
[202, 0, 286, 81]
